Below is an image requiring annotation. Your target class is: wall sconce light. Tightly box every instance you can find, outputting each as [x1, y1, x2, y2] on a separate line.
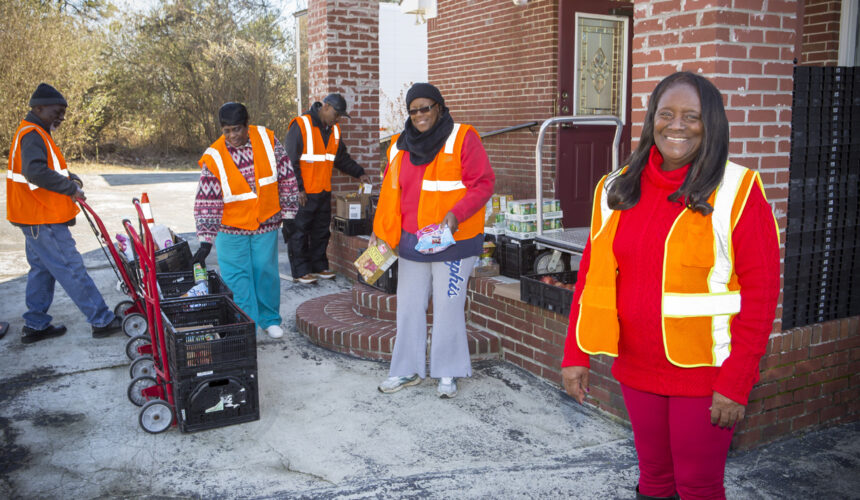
[400, 0, 438, 25]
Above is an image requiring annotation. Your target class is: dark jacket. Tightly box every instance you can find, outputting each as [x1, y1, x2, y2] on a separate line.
[284, 102, 365, 192]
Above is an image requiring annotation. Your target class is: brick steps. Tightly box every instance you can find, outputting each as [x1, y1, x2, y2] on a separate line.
[296, 287, 499, 362]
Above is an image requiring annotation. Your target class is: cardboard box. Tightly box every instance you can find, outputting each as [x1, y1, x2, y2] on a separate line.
[354, 240, 398, 285]
[336, 193, 370, 220]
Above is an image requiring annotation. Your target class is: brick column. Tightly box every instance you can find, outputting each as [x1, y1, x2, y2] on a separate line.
[632, 0, 796, 301]
[306, 0, 380, 188]
[632, 0, 803, 449]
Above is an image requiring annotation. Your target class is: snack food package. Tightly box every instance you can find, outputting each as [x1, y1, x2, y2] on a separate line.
[414, 224, 456, 254]
[354, 240, 398, 284]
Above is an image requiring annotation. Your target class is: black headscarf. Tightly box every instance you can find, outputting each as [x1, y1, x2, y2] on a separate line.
[396, 83, 455, 166]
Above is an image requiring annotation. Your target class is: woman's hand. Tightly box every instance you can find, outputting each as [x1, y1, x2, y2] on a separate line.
[561, 366, 590, 404]
[710, 391, 745, 428]
[442, 211, 458, 234]
[368, 233, 378, 248]
[297, 190, 307, 207]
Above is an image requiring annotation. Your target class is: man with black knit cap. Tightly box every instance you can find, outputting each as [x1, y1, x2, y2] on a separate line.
[283, 93, 371, 284]
[6, 83, 122, 344]
[193, 102, 300, 339]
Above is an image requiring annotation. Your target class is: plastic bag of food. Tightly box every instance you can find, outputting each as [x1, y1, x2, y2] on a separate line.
[414, 224, 456, 254]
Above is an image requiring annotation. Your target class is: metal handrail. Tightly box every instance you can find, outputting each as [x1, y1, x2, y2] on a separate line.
[379, 120, 541, 144]
[534, 115, 624, 237]
[482, 121, 540, 139]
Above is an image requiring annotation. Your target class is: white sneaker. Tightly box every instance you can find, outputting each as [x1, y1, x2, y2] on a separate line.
[266, 325, 284, 339]
[316, 270, 336, 280]
[378, 374, 422, 393]
[437, 377, 457, 398]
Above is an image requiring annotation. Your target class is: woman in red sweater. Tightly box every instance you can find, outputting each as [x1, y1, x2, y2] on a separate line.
[371, 83, 494, 398]
[561, 72, 780, 500]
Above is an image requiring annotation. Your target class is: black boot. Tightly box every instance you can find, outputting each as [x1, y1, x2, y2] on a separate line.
[636, 485, 680, 500]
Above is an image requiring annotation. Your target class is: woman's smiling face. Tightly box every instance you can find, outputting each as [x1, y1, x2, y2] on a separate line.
[408, 98, 439, 133]
[653, 82, 704, 171]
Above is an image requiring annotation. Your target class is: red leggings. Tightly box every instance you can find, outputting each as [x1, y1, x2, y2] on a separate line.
[621, 384, 735, 500]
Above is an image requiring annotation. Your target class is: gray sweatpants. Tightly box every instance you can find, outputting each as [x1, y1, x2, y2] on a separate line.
[388, 255, 477, 379]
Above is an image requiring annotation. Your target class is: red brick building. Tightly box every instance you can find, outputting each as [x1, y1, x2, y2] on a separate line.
[300, 0, 859, 450]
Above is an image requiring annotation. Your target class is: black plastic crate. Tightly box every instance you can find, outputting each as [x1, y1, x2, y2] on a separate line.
[173, 366, 259, 433]
[358, 260, 398, 294]
[520, 271, 577, 316]
[157, 270, 234, 301]
[498, 236, 538, 279]
[120, 235, 194, 286]
[332, 215, 371, 236]
[160, 295, 256, 378]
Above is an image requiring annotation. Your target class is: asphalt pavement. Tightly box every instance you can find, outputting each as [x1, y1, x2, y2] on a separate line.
[0, 171, 858, 499]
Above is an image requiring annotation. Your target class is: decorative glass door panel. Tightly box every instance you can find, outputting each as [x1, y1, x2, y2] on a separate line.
[573, 14, 628, 122]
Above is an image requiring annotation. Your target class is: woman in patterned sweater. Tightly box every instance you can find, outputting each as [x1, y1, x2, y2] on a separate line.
[193, 102, 299, 339]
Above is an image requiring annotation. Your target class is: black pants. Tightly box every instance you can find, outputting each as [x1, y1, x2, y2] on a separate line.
[287, 191, 331, 278]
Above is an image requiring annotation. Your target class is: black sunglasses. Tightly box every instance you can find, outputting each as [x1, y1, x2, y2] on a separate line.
[408, 103, 437, 116]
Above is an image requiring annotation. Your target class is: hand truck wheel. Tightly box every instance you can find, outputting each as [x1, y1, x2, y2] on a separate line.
[129, 354, 155, 379]
[114, 300, 136, 318]
[139, 400, 173, 434]
[122, 313, 148, 337]
[127, 375, 158, 407]
[125, 334, 150, 361]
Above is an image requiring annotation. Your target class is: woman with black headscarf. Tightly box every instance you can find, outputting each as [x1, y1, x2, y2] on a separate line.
[371, 83, 495, 398]
[193, 102, 299, 339]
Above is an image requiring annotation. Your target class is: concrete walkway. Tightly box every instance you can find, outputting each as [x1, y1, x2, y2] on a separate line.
[0, 172, 858, 499]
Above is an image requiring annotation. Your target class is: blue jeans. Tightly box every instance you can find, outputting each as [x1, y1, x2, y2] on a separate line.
[215, 230, 281, 329]
[20, 223, 115, 330]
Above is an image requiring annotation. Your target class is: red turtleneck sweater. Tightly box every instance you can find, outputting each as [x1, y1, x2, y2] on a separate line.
[562, 147, 780, 405]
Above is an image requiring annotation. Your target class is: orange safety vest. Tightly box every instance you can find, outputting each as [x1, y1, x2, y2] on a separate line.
[288, 114, 340, 194]
[6, 120, 79, 225]
[576, 161, 778, 368]
[373, 124, 485, 249]
[198, 125, 281, 231]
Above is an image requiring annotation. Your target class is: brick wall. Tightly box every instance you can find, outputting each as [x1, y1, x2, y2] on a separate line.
[799, 0, 841, 65]
[428, 0, 559, 199]
[307, 0, 380, 191]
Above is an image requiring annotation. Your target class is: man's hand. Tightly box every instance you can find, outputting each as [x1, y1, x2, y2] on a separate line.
[359, 174, 372, 185]
[297, 190, 307, 207]
[561, 366, 590, 404]
[710, 391, 745, 428]
[442, 211, 458, 234]
[69, 173, 83, 189]
[72, 188, 86, 202]
[368, 233, 379, 248]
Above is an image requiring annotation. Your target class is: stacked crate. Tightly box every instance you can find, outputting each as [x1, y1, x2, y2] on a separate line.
[784, 66, 860, 329]
[160, 295, 260, 432]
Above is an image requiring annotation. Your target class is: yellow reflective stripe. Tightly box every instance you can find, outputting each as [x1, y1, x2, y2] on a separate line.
[712, 314, 732, 366]
[663, 291, 741, 317]
[204, 147, 257, 203]
[333, 124, 340, 140]
[422, 179, 466, 192]
[709, 161, 746, 293]
[255, 126, 278, 187]
[444, 123, 461, 154]
[299, 115, 314, 157]
[6, 170, 39, 190]
[9, 126, 37, 173]
[388, 142, 399, 163]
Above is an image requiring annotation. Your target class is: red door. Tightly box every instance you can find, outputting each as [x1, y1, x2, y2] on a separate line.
[556, 0, 633, 228]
